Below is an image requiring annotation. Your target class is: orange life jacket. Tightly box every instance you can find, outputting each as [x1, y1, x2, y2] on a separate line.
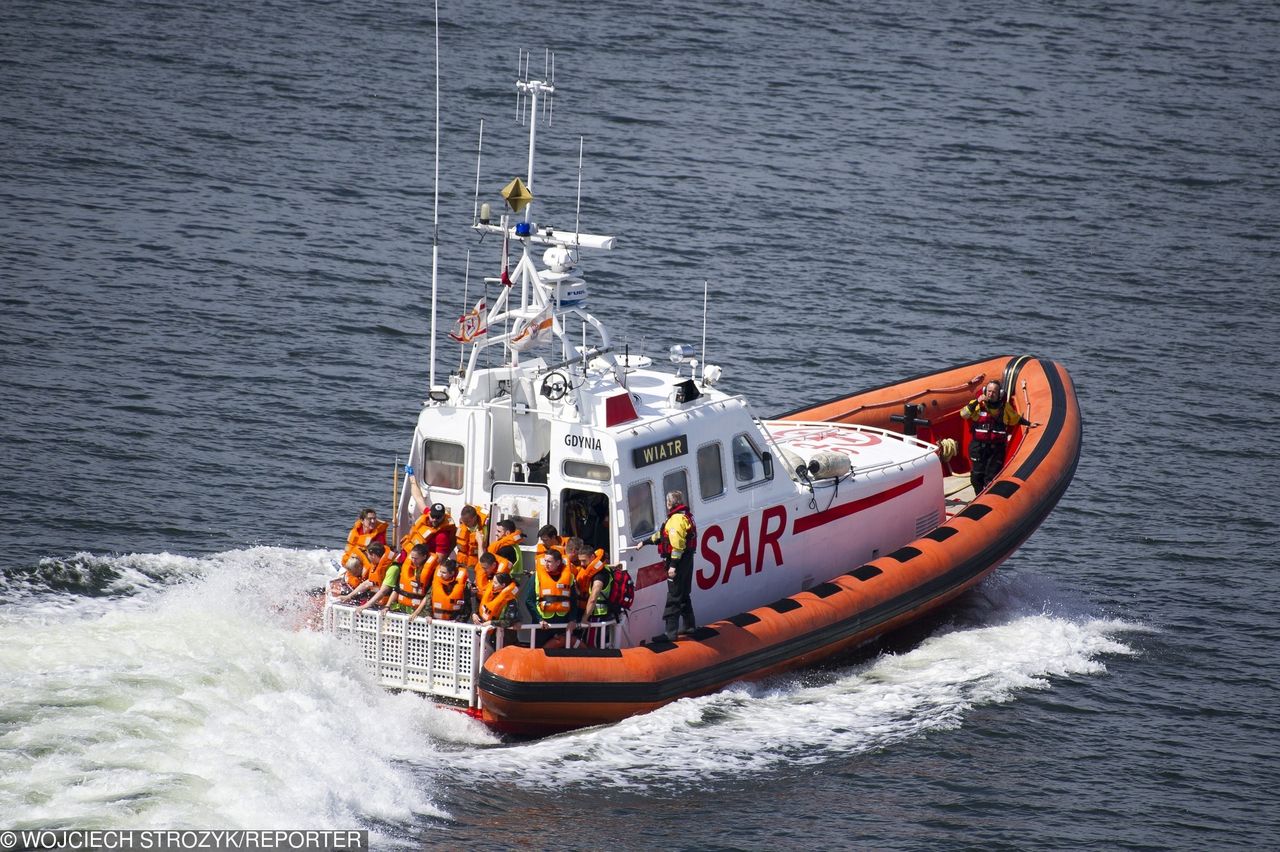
[481, 581, 519, 624]
[396, 555, 438, 605]
[473, 566, 496, 602]
[343, 562, 365, 591]
[456, 509, 488, 568]
[430, 568, 469, 621]
[574, 549, 608, 598]
[360, 548, 394, 587]
[488, 529, 525, 555]
[535, 559, 575, 619]
[536, 537, 568, 562]
[401, 513, 456, 554]
[340, 519, 388, 566]
[488, 529, 526, 578]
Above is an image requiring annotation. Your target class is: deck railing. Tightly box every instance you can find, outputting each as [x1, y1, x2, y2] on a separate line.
[323, 602, 619, 709]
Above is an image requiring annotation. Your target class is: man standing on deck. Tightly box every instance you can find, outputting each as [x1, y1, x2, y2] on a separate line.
[648, 490, 697, 641]
[961, 380, 1039, 493]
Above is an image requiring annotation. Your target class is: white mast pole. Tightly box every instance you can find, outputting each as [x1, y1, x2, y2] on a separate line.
[428, 0, 441, 389]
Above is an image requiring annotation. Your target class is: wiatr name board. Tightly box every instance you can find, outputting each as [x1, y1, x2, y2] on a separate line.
[632, 434, 689, 468]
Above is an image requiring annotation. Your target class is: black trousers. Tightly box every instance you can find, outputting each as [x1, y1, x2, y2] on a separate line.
[969, 440, 1006, 493]
[663, 551, 696, 639]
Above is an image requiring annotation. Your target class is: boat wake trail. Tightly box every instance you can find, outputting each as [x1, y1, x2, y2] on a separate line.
[0, 547, 461, 834]
[441, 572, 1150, 789]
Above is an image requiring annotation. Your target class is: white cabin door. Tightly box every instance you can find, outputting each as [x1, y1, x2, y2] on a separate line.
[488, 482, 551, 545]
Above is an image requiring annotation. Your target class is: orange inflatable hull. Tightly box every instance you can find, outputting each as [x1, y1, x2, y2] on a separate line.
[478, 356, 1081, 735]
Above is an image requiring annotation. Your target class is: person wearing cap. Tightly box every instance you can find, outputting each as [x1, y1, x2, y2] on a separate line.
[398, 500, 457, 566]
[960, 380, 1039, 493]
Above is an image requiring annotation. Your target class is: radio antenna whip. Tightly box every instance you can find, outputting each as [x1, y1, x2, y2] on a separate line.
[574, 136, 584, 244]
[471, 119, 484, 226]
[428, 0, 441, 389]
[700, 279, 709, 381]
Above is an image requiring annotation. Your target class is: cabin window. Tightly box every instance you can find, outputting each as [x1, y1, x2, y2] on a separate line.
[627, 481, 656, 540]
[662, 468, 690, 506]
[731, 433, 771, 486]
[697, 442, 724, 500]
[422, 440, 465, 491]
[563, 460, 611, 482]
[561, 488, 611, 554]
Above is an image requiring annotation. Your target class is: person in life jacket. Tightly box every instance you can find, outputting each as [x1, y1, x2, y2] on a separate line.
[567, 537, 613, 649]
[567, 537, 612, 620]
[480, 571, 520, 627]
[536, 524, 568, 563]
[472, 551, 499, 609]
[488, 519, 526, 580]
[359, 543, 430, 612]
[960, 380, 1039, 493]
[455, 505, 488, 571]
[339, 508, 388, 576]
[646, 489, 697, 641]
[409, 556, 470, 622]
[524, 547, 577, 648]
[396, 501, 456, 572]
[399, 501, 457, 560]
[333, 541, 392, 604]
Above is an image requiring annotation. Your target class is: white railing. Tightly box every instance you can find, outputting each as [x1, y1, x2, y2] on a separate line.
[323, 602, 621, 708]
[324, 603, 495, 706]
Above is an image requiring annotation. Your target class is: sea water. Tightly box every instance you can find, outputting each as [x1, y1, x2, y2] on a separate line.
[2, 0, 1277, 847]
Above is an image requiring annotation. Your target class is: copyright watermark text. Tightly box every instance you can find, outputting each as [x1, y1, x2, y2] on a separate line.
[0, 830, 366, 851]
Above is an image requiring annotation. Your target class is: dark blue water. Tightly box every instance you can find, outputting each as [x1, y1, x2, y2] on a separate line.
[2, 0, 1278, 847]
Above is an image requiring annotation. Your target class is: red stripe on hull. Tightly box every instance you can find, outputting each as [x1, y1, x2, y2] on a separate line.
[792, 475, 925, 535]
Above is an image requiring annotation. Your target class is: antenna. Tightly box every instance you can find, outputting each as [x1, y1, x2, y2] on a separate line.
[574, 136, 584, 243]
[700, 279, 709, 381]
[516, 50, 528, 124]
[460, 250, 471, 371]
[428, 0, 441, 389]
[543, 49, 555, 123]
[471, 119, 484, 226]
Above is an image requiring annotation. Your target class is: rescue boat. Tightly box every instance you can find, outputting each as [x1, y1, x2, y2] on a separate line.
[322, 66, 1082, 736]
